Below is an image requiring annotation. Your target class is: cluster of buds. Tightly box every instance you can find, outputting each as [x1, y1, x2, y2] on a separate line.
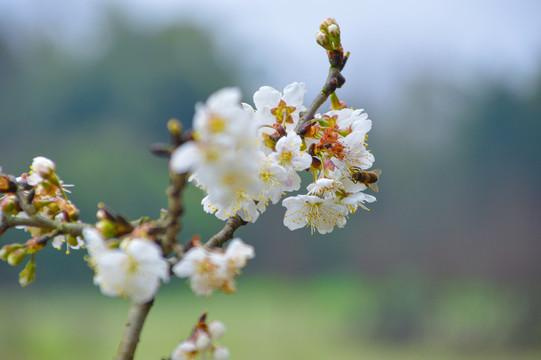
[315, 17, 349, 69]
[171, 313, 229, 360]
[316, 17, 342, 53]
[1, 157, 82, 285]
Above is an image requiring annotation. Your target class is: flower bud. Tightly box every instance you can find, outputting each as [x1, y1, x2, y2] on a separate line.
[194, 331, 211, 351]
[31, 156, 56, 177]
[1, 195, 20, 214]
[327, 24, 340, 37]
[315, 31, 329, 48]
[27, 156, 56, 186]
[171, 340, 197, 360]
[212, 346, 230, 360]
[7, 248, 27, 266]
[0, 243, 23, 261]
[0, 175, 17, 193]
[97, 203, 116, 221]
[167, 118, 183, 136]
[320, 17, 337, 29]
[19, 259, 36, 287]
[66, 235, 79, 247]
[208, 320, 226, 340]
[96, 220, 117, 239]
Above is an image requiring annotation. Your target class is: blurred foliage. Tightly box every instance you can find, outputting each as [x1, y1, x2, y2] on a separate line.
[1, 276, 540, 359]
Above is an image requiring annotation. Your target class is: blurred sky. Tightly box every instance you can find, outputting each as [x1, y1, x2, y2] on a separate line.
[1, 0, 540, 108]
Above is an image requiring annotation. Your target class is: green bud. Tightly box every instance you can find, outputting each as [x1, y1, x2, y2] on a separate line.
[315, 31, 330, 49]
[7, 248, 27, 266]
[66, 235, 79, 247]
[0, 243, 23, 261]
[167, 118, 183, 136]
[19, 258, 36, 287]
[96, 220, 116, 239]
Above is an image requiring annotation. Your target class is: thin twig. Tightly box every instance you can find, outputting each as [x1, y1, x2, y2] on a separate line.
[115, 300, 154, 360]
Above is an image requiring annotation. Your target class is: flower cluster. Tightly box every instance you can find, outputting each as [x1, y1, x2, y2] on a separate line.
[170, 84, 378, 234]
[173, 238, 255, 297]
[1, 157, 82, 286]
[171, 313, 229, 360]
[83, 228, 170, 304]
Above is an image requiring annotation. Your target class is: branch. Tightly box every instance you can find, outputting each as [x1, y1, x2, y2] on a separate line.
[162, 171, 187, 256]
[205, 215, 247, 249]
[115, 300, 154, 360]
[0, 212, 88, 237]
[295, 65, 346, 134]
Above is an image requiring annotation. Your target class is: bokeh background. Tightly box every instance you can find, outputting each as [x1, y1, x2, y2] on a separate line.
[1, 0, 541, 359]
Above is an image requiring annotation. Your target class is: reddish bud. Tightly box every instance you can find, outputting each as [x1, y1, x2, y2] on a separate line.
[1, 195, 20, 215]
[0, 175, 17, 193]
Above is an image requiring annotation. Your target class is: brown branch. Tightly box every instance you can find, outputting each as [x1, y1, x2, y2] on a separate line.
[0, 212, 88, 237]
[205, 215, 247, 249]
[294, 52, 349, 134]
[162, 171, 187, 256]
[115, 300, 154, 360]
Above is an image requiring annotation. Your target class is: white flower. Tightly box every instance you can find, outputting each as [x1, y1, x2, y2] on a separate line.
[282, 194, 348, 234]
[27, 156, 56, 186]
[197, 155, 262, 209]
[51, 235, 84, 254]
[83, 228, 108, 258]
[83, 229, 169, 303]
[253, 82, 306, 131]
[173, 239, 254, 297]
[212, 346, 230, 360]
[202, 192, 260, 223]
[341, 191, 377, 212]
[225, 238, 255, 269]
[331, 130, 374, 171]
[170, 87, 257, 175]
[306, 178, 341, 199]
[326, 108, 372, 134]
[173, 246, 227, 297]
[170, 142, 200, 175]
[171, 88, 263, 217]
[256, 156, 290, 213]
[269, 132, 312, 171]
[194, 87, 252, 141]
[171, 340, 198, 360]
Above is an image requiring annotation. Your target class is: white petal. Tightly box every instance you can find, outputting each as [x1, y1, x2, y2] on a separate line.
[170, 142, 200, 174]
[253, 86, 281, 110]
[282, 82, 306, 105]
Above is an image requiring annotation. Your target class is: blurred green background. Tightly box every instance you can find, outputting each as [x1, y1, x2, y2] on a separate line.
[1, 1, 541, 359]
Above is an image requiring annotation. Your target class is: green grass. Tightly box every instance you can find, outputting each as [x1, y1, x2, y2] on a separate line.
[1, 276, 540, 360]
